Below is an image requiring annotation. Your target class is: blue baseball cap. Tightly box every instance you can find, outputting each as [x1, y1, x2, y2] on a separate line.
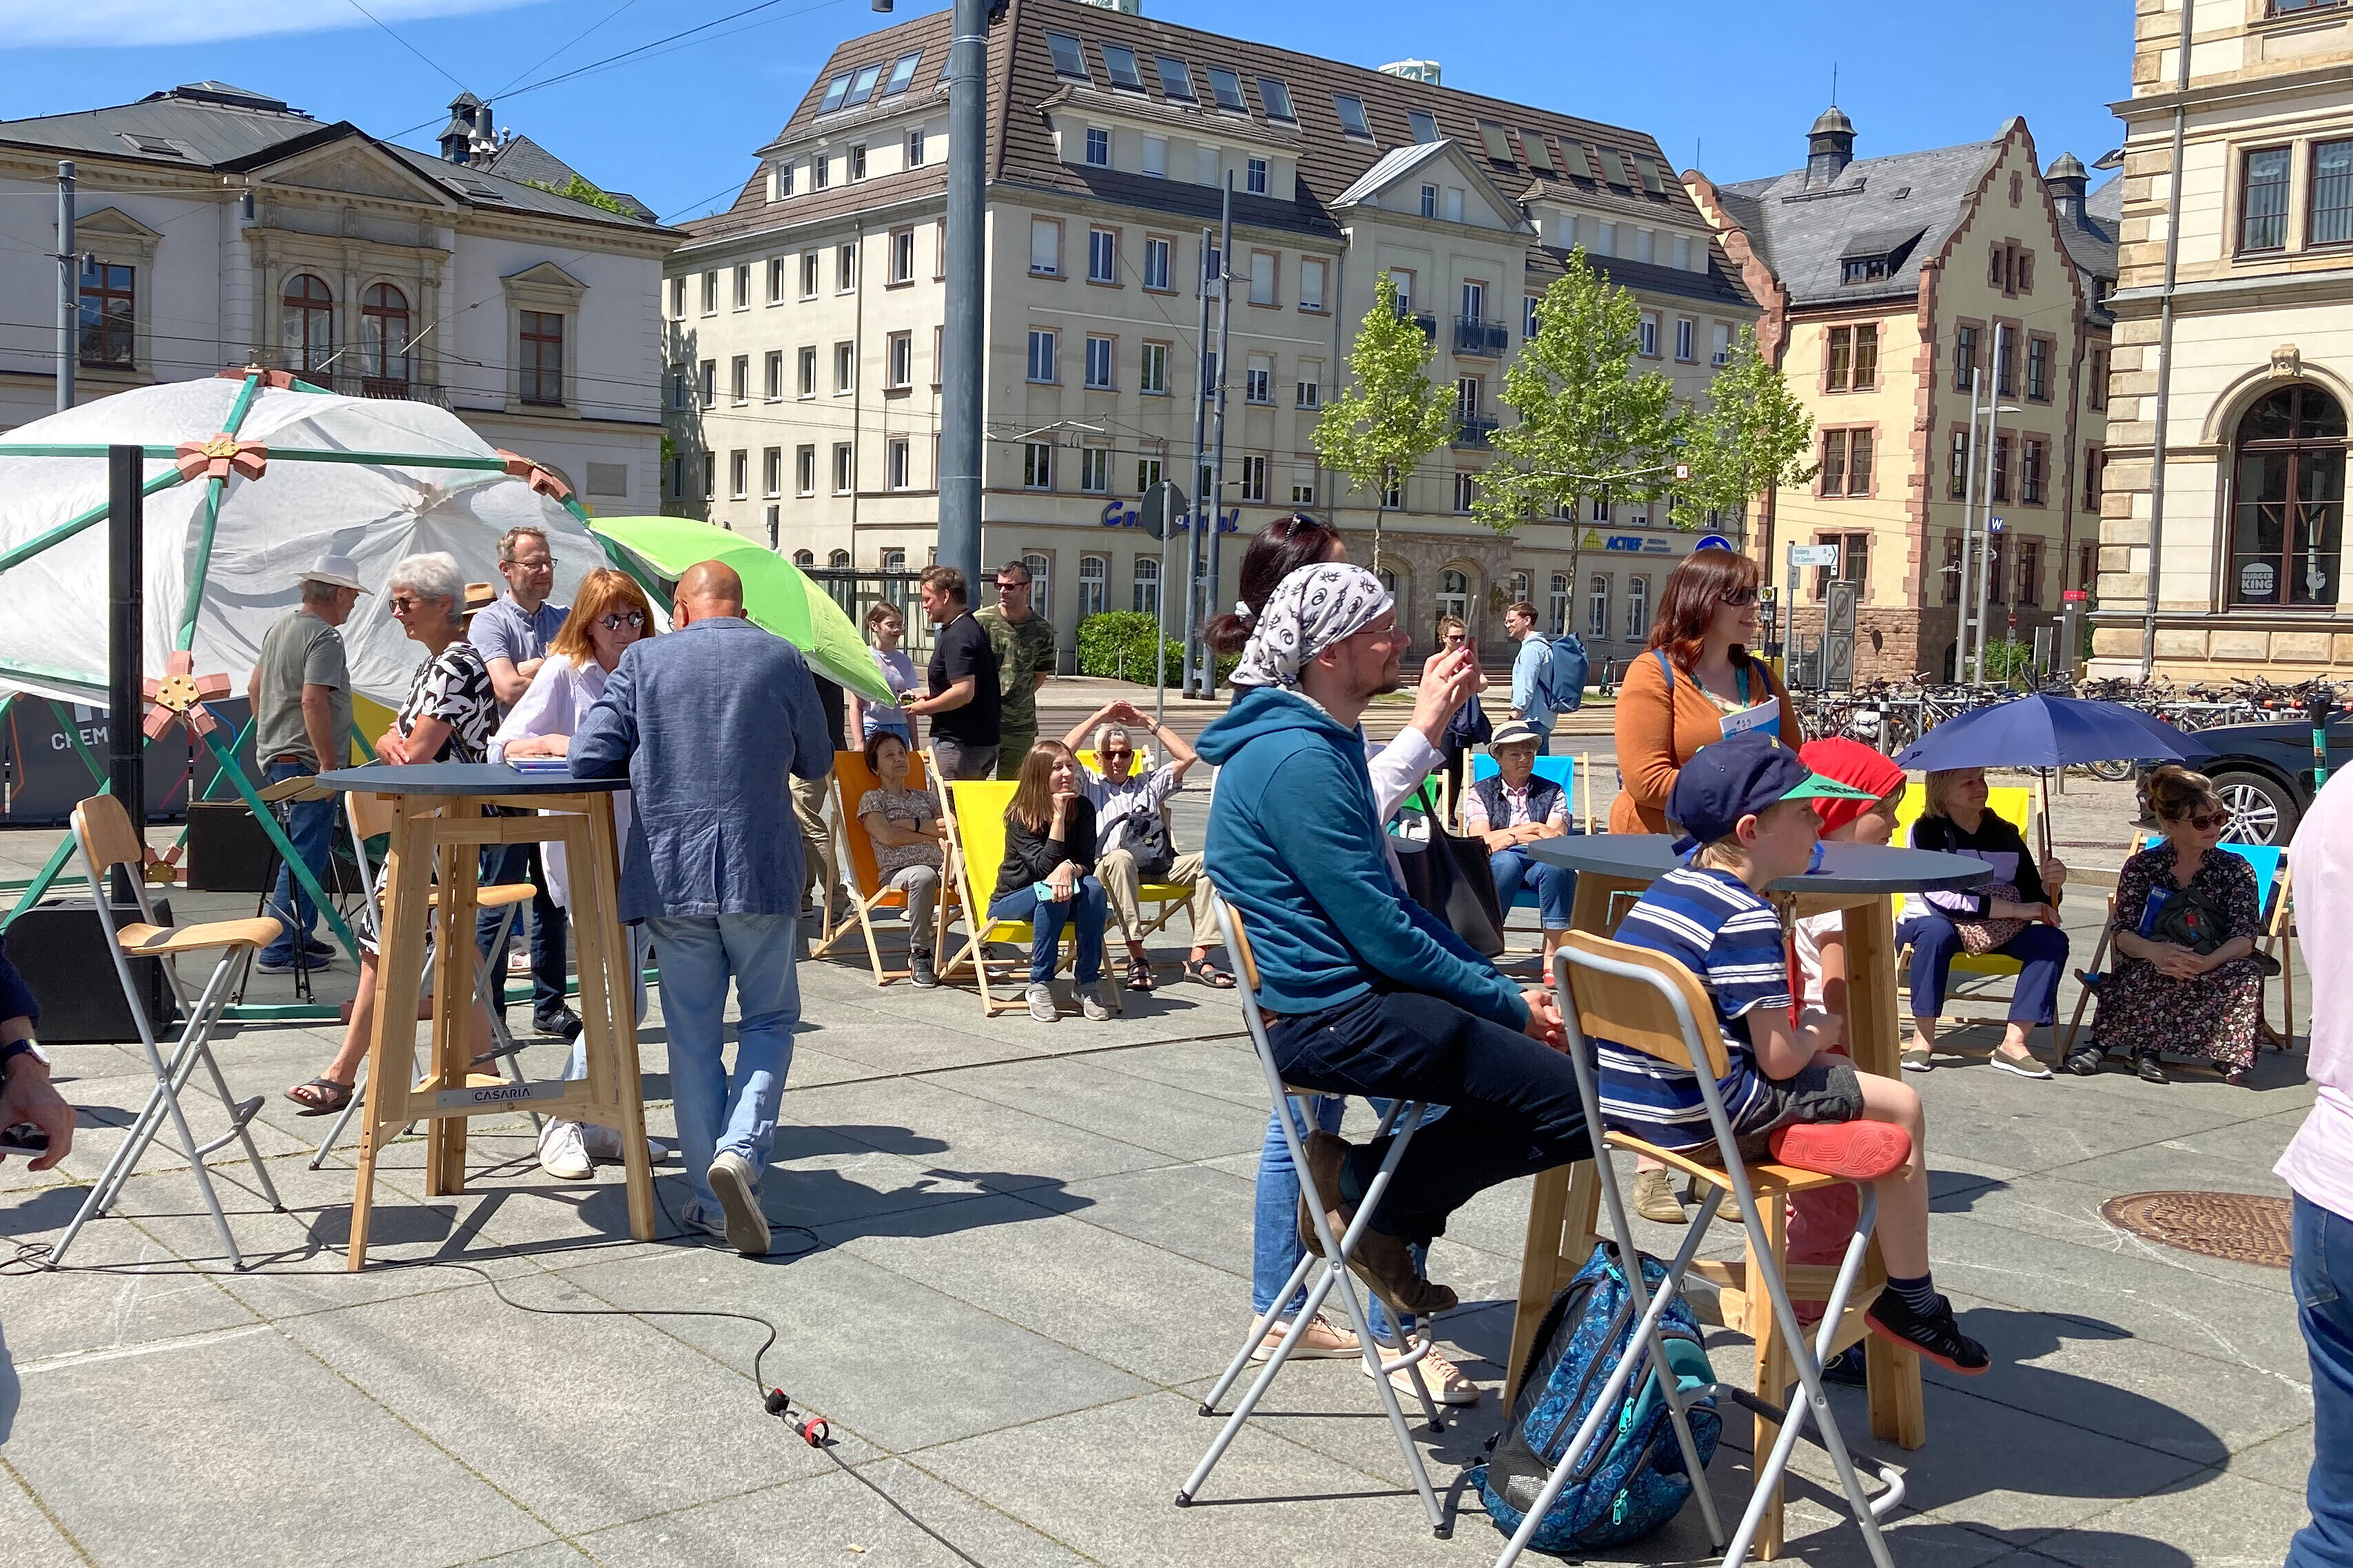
[1667, 730, 1876, 853]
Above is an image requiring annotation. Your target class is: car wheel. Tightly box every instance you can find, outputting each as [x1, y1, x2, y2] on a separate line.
[2210, 769, 2296, 845]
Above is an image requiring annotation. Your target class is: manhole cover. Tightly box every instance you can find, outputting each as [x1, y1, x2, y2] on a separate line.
[2100, 1190, 2294, 1268]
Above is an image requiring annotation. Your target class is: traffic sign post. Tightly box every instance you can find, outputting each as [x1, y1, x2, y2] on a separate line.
[1145, 482, 1186, 736]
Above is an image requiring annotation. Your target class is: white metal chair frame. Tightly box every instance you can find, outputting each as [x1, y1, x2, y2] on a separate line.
[1176, 894, 1449, 1535]
[308, 792, 534, 1168]
[48, 794, 285, 1270]
[1490, 935, 1906, 1568]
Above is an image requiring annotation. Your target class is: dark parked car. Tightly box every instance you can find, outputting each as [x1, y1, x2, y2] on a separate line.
[2144, 716, 2353, 845]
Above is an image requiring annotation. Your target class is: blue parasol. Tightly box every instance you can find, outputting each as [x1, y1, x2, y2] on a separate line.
[1892, 694, 2209, 772]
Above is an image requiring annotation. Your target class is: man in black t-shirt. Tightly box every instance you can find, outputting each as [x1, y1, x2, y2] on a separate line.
[904, 565, 1002, 780]
[793, 672, 849, 920]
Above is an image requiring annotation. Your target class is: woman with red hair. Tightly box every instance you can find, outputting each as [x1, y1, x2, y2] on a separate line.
[1608, 548, 1803, 836]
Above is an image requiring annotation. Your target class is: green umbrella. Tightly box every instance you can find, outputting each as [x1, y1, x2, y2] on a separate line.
[588, 516, 897, 703]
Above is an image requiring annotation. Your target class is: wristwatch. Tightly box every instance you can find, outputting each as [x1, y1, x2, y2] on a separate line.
[0, 1039, 48, 1079]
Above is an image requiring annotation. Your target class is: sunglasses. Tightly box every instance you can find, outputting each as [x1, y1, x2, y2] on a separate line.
[1101, 747, 1134, 762]
[2181, 810, 2228, 831]
[597, 610, 646, 632]
[1718, 587, 1760, 607]
[387, 595, 430, 613]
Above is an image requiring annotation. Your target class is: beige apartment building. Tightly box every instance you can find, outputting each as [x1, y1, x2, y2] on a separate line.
[2093, 0, 2353, 680]
[1691, 110, 2117, 683]
[661, 0, 1758, 667]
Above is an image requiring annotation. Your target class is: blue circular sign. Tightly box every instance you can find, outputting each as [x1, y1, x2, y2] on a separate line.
[1694, 534, 1734, 553]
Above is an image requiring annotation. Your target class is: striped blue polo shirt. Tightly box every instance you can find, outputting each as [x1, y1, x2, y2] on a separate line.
[1596, 865, 1789, 1150]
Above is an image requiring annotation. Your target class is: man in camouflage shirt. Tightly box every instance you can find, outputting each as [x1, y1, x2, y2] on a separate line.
[977, 559, 1056, 778]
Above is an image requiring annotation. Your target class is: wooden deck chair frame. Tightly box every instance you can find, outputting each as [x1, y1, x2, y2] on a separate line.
[1491, 931, 1907, 1568]
[2058, 841, 2297, 1064]
[812, 747, 959, 984]
[47, 794, 287, 1270]
[307, 791, 537, 1168]
[934, 769, 1122, 1018]
[1177, 892, 1449, 1533]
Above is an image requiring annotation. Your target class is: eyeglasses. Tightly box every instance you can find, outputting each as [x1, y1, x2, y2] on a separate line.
[1718, 586, 1760, 607]
[506, 557, 555, 572]
[597, 610, 646, 632]
[387, 595, 424, 613]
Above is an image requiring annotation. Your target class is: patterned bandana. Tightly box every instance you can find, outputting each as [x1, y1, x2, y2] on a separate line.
[1228, 564, 1394, 692]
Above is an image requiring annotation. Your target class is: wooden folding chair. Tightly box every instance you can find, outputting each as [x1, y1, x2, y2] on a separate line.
[935, 776, 1121, 1018]
[48, 794, 286, 1269]
[1491, 931, 1906, 1568]
[814, 747, 958, 984]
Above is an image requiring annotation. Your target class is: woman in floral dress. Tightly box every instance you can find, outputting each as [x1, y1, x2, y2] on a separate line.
[2077, 765, 2268, 1086]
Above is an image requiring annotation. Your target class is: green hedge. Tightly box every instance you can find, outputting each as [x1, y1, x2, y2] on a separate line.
[1075, 611, 1236, 686]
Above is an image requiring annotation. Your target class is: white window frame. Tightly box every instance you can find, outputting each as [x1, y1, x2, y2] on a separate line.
[1027, 328, 1058, 384]
[1088, 227, 1117, 283]
[1023, 441, 1054, 491]
[1079, 447, 1110, 494]
[887, 331, 912, 389]
[1030, 217, 1062, 276]
[1078, 553, 1107, 617]
[796, 445, 816, 495]
[832, 442, 854, 495]
[1085, 334, 1115, 390]
[887, 437, 911, 491]
[1299, 257, 1326, 311]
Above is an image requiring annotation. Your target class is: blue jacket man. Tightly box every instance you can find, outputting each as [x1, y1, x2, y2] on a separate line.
[572, 560, 832, 1255]
[1200, 562, 1588, 1319]
[1506, 601, 1554, 753]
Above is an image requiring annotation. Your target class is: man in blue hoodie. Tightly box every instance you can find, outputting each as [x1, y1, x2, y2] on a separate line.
[1201, 564, 1586, 1317]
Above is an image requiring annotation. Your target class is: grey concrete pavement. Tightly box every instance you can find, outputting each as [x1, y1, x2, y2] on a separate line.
[0, 775, 2317, 1567]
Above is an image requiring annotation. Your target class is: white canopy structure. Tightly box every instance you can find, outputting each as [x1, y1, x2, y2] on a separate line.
[0, 373, 621, 708]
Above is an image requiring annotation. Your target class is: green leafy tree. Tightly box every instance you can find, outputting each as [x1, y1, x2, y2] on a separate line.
[1669, 325, 1818, 531]
[522, 174, 635, 217]
[1313, 270, 1457, 573]
[1472, 251, 1682, 601]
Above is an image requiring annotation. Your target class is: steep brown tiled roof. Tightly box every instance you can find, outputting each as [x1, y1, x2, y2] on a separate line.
[684, 0, 1706, 249]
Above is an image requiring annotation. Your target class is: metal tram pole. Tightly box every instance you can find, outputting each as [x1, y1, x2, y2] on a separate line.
[107, 444, 145, 904]
[55, 161, 75, 413]
[1956, 367, 1980, 685]
[1180, 229, 1214, 697]
[1975, 326, 2006, 684]
[1204, 173, 1236, 697]
[934, 0, 988, 592]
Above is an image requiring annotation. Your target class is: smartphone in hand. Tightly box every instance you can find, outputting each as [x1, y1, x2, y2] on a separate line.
[0, 1122, 49, 1158]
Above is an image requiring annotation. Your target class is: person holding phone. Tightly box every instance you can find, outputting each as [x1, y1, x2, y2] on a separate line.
[989, 741, 1110, 1023]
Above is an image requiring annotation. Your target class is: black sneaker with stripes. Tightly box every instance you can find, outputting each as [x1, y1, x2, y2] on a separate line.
[1867, 1289, 1991, 1376]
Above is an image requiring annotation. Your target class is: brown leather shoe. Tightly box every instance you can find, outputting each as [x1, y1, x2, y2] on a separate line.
[1293, 1130, 1459, 1319]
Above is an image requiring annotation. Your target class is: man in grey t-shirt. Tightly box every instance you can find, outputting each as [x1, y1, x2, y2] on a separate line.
[468, 525, 577, 1038]
[247, 555, 363, 970]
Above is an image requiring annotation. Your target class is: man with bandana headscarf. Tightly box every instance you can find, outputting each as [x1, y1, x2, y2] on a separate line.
[1199, 564, 1590, 1321]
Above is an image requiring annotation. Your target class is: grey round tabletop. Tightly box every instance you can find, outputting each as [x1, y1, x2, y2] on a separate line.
[1525, 834, 1993, 894]
[316, 763, 627, 798]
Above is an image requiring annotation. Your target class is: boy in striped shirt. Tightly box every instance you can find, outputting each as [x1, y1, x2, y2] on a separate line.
[1599, 732, 1990, 1375]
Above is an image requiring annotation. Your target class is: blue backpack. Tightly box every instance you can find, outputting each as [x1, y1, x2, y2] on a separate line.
[1474, 1243, 1720, 1552]
[1534, 635, 1591, 716]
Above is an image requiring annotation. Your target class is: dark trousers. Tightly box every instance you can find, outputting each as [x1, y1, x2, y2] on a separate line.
[1267, 988, 1591, 1242]
[477, 840, 568, 1019]
[1898, 911, 2068, 1026]
[260, 759, 337, 963]
[2293, 1193, 2353, 1568]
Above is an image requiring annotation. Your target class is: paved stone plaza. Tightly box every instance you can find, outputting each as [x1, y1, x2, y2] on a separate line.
[0, 760, 2319, 1567]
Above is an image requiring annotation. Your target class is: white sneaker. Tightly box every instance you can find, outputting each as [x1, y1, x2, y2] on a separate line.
[678, 1202, 728, 1241]
[1252, 1312, 1361, 1363]
[1025, 982, 1058, 1022]
[1078, 982, 1111, 1021]
[577, 1120, 670, 1165]
[506, 947, 533, 976]
[1364, 1341, 1482, 1406]
[537, 1120, 593, 1180]
[706, 1151, 770, 1256]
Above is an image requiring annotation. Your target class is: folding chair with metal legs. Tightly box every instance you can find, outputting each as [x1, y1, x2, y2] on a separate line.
[48, 795, 286, 1270]
[309, 793, 535, 1168]
[1177, 897, 1449, 1536]
[1490, 931, 1905, 1568]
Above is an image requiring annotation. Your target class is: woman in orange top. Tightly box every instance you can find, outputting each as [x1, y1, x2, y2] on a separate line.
[1609, 548, 1804, 835]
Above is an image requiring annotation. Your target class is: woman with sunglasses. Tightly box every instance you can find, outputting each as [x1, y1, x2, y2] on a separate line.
[490, 568, 668, 1175]
[2075, 765, 2266, 1086]
[1433, 615, 1488, 817]
[1609, 548, 1804, 836]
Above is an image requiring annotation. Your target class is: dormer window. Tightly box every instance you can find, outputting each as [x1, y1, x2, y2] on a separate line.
[1839, 225, 1924, 286]
[1104, 45, 1145, 90]
[1408, 110, 1439, 143]
[881, 51, 921, 97]
[1085, 127, 1109, 167]
[1207, 67, 1246, 112]
[1523, 132, 1556, 174]
[1841, 256, 1889, 284]
[843, 63, 882, 107]
[1155, 56, 1196, 101]
[1257, 76, 1296, 122]
[1477, 122, 1514, 165]
[819, 73, 853, 113]
[1046, 32, 1089, 81]
[1333, 94, 1372, 140]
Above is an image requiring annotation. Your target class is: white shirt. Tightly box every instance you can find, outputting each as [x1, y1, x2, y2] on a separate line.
[2283, 772, 2353, 1222]
[487, 656, 633, 909]
[1793, 909, 1840, 1024]
[1084, 759, 1182, 856]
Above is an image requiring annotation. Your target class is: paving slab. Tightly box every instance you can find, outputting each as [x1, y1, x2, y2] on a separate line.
[920, 1055, 1264, 1162]
[0, 1465, 86, 1567]
[777, 1073, 1171, 1197]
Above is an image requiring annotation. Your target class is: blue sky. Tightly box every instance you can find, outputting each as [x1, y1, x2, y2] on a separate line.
[2, 0, 2133, 225]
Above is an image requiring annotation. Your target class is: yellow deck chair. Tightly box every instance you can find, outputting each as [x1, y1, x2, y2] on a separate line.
[816, 747, 959, 985]
[1074, 747, 1199, 948]
[937, 778, 1124, 1017]
[1892, 784, 2038, 1022]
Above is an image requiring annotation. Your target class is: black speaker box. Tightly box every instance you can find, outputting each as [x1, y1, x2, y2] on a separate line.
[9, 897, 178, 1044]
[186, 801, 276, 892]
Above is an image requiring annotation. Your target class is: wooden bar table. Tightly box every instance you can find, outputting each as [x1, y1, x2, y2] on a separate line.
[1514, 834, 1989, 1556]
[316, 762, 655, 1270]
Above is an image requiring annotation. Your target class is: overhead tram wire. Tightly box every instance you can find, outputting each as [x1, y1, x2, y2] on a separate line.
[490, 0, 648, 99]
[342, 0, 477, 96]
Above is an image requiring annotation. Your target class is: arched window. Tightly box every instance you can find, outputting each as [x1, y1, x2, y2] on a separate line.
[282, 274, 333, 375]
[1437, 568, 1470, 627]
[1548, 572, 1570, 635]
[361, 283, 411, 387]
[1131, 555, 1160, 615]
[2230, 384, 2348, 606]
[792, 549, 815, 568]
[1078, 554, 1107, 618]
[828, 549, 851, 568]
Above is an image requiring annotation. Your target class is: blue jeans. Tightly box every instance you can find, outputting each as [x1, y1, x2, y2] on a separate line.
[987, 878, 1107, 984]
[477, 841, 569, 1018]
[260, 759, 338, 963]
[2294, 1193, 2353, 1567]
[1897, 912, 2068, 1025]
[644, 913, 800, 1212]
[1488, 846, 1576, 931]
[1253, 1094, 1435, 1343]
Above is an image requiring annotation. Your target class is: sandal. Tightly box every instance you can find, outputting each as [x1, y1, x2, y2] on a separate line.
[1124, 956, 1155, 991]
[287, 1077, 354, 1116]
[1185, 956, 1235, 989]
